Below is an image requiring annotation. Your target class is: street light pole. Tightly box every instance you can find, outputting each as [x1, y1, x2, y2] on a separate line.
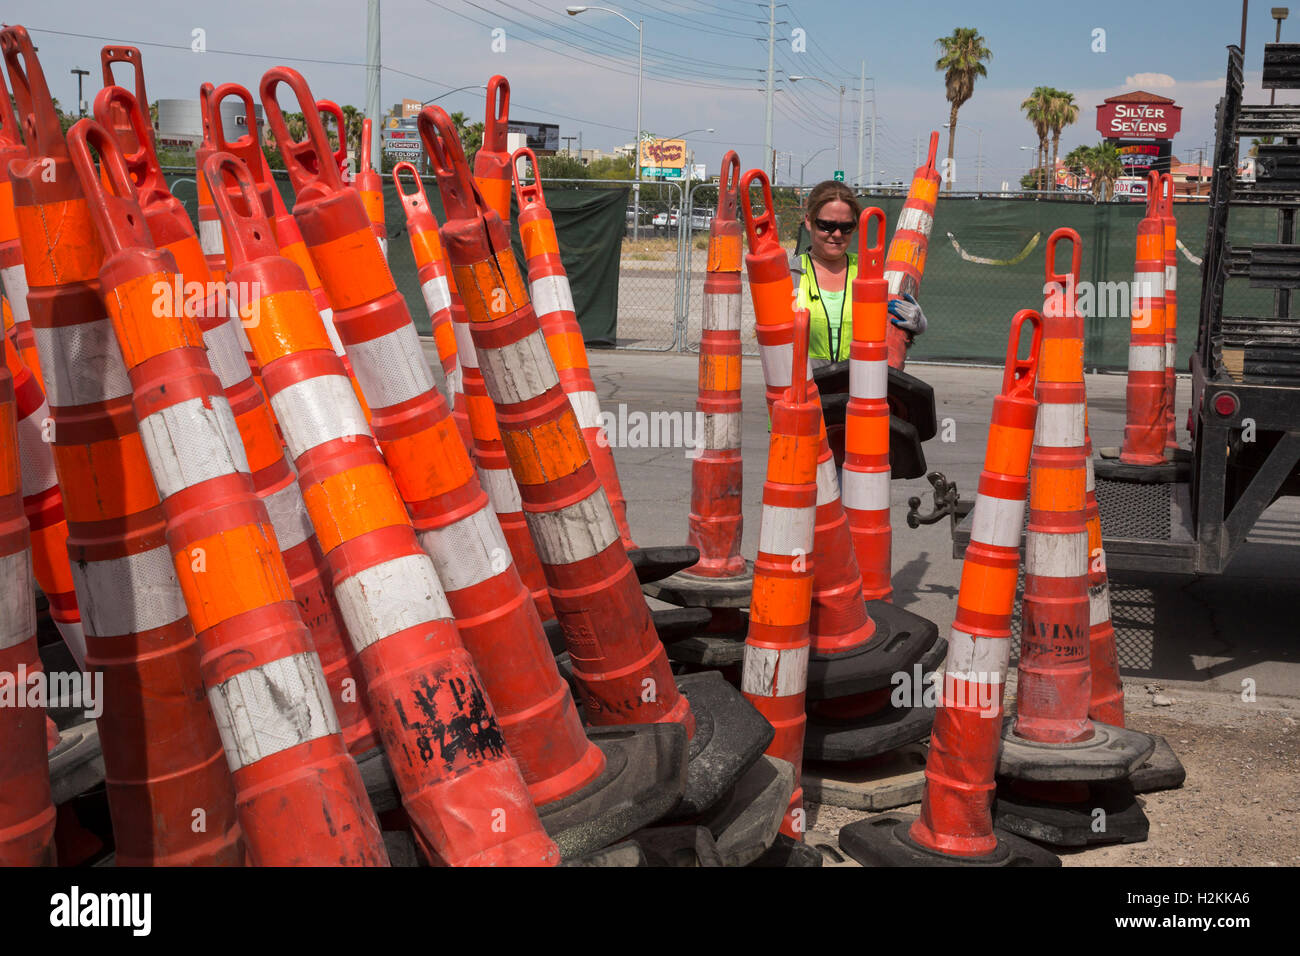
[790, 74, 844, 172]
[944, 121, 983, 191]
[800, 145, 833, 190]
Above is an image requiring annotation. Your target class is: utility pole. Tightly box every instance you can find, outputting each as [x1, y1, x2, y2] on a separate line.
[70, 68, 89, 117]
[857, 61, 865, 187]
[366, 0, 381, 166]
[869, 81, 876, 189]
[562, 135, 577, 155]
[764, 0, 776, 179]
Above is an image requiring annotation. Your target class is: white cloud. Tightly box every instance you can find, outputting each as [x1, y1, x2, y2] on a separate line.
[1125, 72, 1177, 88]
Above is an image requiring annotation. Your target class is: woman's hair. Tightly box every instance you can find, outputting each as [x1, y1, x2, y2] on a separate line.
[805, 180, 860, 221]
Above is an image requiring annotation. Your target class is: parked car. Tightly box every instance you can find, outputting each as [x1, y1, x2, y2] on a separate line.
[689, 208, 714, 232]
[652, 208, 680, 234]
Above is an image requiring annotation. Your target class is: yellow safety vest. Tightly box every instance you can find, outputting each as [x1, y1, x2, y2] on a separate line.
[794, 252, 856, 362]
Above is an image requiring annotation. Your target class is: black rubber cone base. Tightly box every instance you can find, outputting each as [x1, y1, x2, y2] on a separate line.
[630, 546, 701, 585]
[839, 813, 1061, 866]
[803, 695, 935, 763]
[696, 755, 796, 867]
[539, 723, 690, 860]
[670, 671, 774, 819]
[49, 721, 106, 806]
[561, 840, 647, 867]
[1093, 457, 1190, 484]
[994, 781, 1149, 847]
[662, 624, 749, 667]
[807, 604, 942, 700]
[545, 606, 712, 657]
[630, 825, 726, 866]
[1129, 733, 1187, 793]
[750, 832, 824, 867]
[998, 720, 1156, 783]
[643, 562, 754, 609]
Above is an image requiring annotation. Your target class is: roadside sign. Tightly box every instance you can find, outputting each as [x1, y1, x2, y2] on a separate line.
[833, 170, 844, 182]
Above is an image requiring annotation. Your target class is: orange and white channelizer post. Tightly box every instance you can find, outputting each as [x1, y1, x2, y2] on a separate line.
[883, 130, 940, 369]
[1084, 418, 1124, 726]
[259, 69, 561, 865]
[392, 161, 471, 452]
[0, 71, 41, 391]
[69, 117, 389, 866]
[422, 104, 693, 733]
[473, 76, 513, 224]
[1118, 171, 1167, 466]
[845, 207, 892, 601]
[4, 24, 244, 867]
[1159, 171, 1178, 454]
[512, 146, 635, 548]
[195, 83, 228, 283]
[0, 326, 57, 866]
[742, 308, 817, 840]
[357, 118, 387, 260]
[910, 310, 1043, 857]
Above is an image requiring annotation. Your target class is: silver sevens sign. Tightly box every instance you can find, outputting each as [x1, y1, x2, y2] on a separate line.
[1096, 97, 1182, 140]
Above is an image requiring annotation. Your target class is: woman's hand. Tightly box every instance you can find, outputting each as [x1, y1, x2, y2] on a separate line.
[888, 293, 927, 337]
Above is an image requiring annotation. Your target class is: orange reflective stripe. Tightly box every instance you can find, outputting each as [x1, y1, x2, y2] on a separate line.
[1028, 467, 1087, 512]
[29, 521, 76, 593]
[0, 181, 17, 243]
[465, 392, 502, 442]
[765, 433, 819, 484]
[1136, 234, 1163, 259]
[454, 255, 529, 323]
[845, 414, 889, 454]
[750, 279, 793, 323]
[1039, 337, 1083, 382]
[382, 418, 476, 503]
[0, 404, 16, 497]
[433, 321, 458, 362]
[302, 462, 409, 554]
[160, 235, 208, 283]
[105, 272, 205, 368]
[889, 238, 920, 267]
[984, 423, 1034, 478]
[914, 180, 939, 205]
[476, 179, 511, 221]
[698, 353, 741, 392]
[309, 227, 392, 309]
[520, 219, 559, 260]
[545, 331, 585, 373]
[750, 575, 815, 626]
[278, 238, 324, 289]
[500, 414, 588, 485]
[708, 233, 742, 273]
[234, 404, 284, 474]
[956, 558, 1018, 613]
[14, 201, 104, 286]
[175, 522, 294, 632]
[360, 190, 384, 225]
[244, 289, 332, 363]
[53, 431, 158, 522]
[411, 230, 441, 268]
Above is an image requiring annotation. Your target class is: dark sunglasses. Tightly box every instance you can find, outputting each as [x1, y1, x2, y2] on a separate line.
[814, 217, 856, 236]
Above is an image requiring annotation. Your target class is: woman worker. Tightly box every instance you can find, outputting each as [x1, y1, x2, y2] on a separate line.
[791, 180, 927, 369]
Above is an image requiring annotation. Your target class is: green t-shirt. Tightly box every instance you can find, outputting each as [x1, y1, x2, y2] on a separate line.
[820, 288, 846, 342]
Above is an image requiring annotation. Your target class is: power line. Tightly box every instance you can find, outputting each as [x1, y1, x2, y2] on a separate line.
[23, 26, 366, 68]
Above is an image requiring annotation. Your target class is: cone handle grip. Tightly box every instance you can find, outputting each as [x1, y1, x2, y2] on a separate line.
[791, 308, 810, 404]
[92, 86, 163, 195]
[212, 82, 258, 153]
[1159, 171, 1174, 217]
[512, 146, 544, 209]
[205, 153, 280, 267]
[924, 130, 940, 170]
[858, 207, 887, 277]
[483, 75, 510, 152]
[66, 117, 151, 256]
[739, 168, 779, 254]
[419, 105, 483, 222]
[0, 55, 20, 149]
[99, 45, 147, 110]
[316, 100, 347, 171]
[260, 67, 344, 198]
[1045, 226, 1083, 288]
[716, 150, 740, 220]
[392, 160, 431, 215]
[1001, 309, 1043, 400]
[1, 25, 66, 159]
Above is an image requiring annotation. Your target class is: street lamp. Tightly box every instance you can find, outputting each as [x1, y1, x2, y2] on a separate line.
[798, 145, 833, 190]
[789, 75, 845, 173]
[568, 5, 644, 238]
[70, 68, 89, 117]
[663, 128, 713, 182]
[943, 121, 984, 191]
[422, 84, 486, 106]
[1273, 8, 1290, 105]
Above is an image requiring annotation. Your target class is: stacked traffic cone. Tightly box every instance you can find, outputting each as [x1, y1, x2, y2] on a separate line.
[1096, 170, 1183, 482]
[644, 152, 753, 650]
[392, 161, 471, 451]
[423, 104, 772, 821]
[98, 45, 149, 155]
[4, 25, 245, 866]
[93, 84, 378, 756]
[195, 83, 228, 283]
[740, 167, 941, 773]
[0, 325, 57, 866]
[356, 119, 387, 260]
[994, 229, 1157, 848]
[883, 131, 940, 370]
[0, 70, 41, 389]
[473, 76, 513, 223]
[741, 308, 818, 840]
[208, 82, 370, 421]
[316, 99, 350, 177]
[1159, 172, 1183, 459]
[840, 311, 1059, 866]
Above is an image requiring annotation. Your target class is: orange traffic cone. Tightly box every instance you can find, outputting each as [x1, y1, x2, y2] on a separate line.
[883, 131, 941, 370]
[98, 45, 150, 155]
[1159, 172, 1180, 457]
[0, 70, 42, 390]
[356, 118, 387, 260]
[473, 76, 513, 223]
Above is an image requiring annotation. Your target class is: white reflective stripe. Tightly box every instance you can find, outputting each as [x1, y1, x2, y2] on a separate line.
[741, 644, 809, 698]
[841, 468, 891, 512]
[377, 237, 388, 261]
[198, 218, 225, 255]
[1133, 270, 1164, 298]
[208, 651, 339, 772]
[17, 401, 58, 496]
[758, 503, 815, 557]
[201, 318, 254, 390]
[699, 411, 741, 450]
[452, 318, 479, 369]
[261, 478, 315, 553]
[1035, 402, 1086, 448]
[270, 374, 371, 461]
[1165, 343, 1177, 364]
[318, 307, 347, 358]
[446, 365, 464, 400]
[478, 465, 523, 515]
[701, 291, 741, 332]
[333, 553, 452, 653]
[33, 319, 133, 407]
[1165, 265, 1177, 292]
[1085, 451, 1096, 493]
[1, 264, 31, 325]
[970, 495, 1026, 550]
[896, 205, 932, 235]
[1024, 529, 1089, 577]
[53, 619, 87, 670]
[1128, 345, 1164, 372]
[0, 548, 36, 650]
[421, 275, 452, 319]
[816, 456, 841, 506]
[530, 273, 575, 318]
[568, 389, 602, 431]
[138, 395, 249, 500]
[850, 358, 888, 400]
[1088, 580, 1111, 624]
[477, 329, 560, 406]
[417, 505, 512, 592]
[526, 488, 619, 565]
[71, 545, 187, 637]
[759, 343, 792, 389]
[944, 628, 1009, 684]
[346, 323, 437, 410]
[886, 272, 918, 298]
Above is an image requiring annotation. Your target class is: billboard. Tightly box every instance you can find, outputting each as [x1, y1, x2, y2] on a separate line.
[401, 98, 422, 119]
[509, 120, 560, 153]
[639, 138, 687, 172]
[1113, 176, 1148, 199]
[1096, 100, 1181, 139]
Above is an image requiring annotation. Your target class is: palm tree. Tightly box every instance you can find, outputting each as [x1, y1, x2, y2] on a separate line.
[935, 28, 992, 193]
[1021, 86, 1052, 191]
[1047, 89, 1079, 192]
[1063, 143, 1091, 191]
[1249, 134, 1276, 157]
[1083, 143, 1123, 201]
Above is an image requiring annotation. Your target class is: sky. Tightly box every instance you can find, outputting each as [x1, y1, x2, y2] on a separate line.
[3, 0, 1286, 188]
